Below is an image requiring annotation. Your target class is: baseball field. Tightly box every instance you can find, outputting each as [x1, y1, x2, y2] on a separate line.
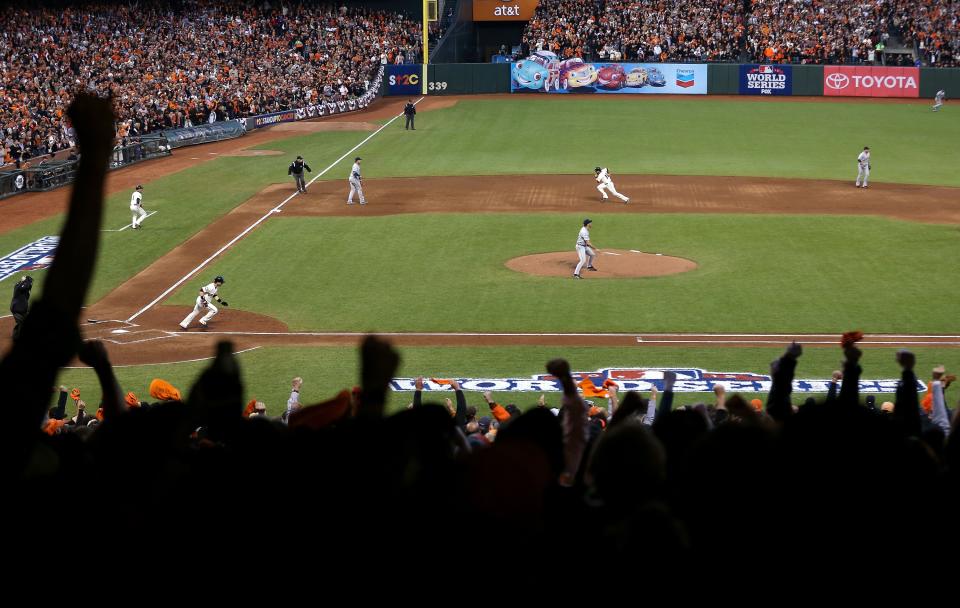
[2, 94, 959, 412]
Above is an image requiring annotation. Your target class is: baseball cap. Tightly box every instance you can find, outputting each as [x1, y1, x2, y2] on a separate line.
[135, 184, 143, 190]
[583, 218, 592, 226]
[354, 156, 362, 161]
[296, 155, 303, 159]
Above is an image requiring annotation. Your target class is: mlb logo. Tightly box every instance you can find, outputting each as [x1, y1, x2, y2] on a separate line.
[759, 65, 773, 74]
[676, 69, 695, 88]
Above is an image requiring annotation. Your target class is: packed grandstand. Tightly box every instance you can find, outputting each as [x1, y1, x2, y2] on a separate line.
[1, 1, 423, 163]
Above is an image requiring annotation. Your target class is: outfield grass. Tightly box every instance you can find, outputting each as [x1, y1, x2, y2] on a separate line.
[53, 344, 960, 417]
[168, 211, 960, 333]
[293, 98, 960, 187]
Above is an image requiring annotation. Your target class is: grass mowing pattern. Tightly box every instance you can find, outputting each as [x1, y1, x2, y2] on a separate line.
[170, 212, 960, 333]
[301, 98, 960, 187]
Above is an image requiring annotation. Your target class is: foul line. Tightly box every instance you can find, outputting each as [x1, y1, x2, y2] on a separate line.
[124, 97, 424, 323]
[102, 210, 159, 232]
[63, 345, 261, 369]
[166, 330, 960, 340]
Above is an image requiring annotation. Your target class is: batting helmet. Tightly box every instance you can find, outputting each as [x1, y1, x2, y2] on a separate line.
[594, 166, 601, 173]
[214, 275, 225, 284]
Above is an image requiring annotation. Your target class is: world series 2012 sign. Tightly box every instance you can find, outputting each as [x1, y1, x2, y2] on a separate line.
[739, 64, 792, 96]
[390, 367, 923, 394]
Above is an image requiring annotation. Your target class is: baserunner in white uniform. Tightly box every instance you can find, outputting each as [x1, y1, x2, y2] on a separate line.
[855, 147, 870, 188]
[130, 185, 148, 229]
[933, 89, 946, 111]
[574, 218, 599, 278]
[347, 156, 366, 205]
[179, 275, 228, 329]
[595, 166, 629, 203]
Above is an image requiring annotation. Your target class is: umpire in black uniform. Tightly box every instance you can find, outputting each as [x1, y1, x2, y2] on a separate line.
[404, 99, 416, 130]
[10, 275, 32, 340]
[288, 156, 312, 193]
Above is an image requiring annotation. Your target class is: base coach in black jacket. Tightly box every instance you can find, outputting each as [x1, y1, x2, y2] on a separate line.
[404, 99, 416, 130]
[288, 156, 312, 193]
[10, 275, 32, 340]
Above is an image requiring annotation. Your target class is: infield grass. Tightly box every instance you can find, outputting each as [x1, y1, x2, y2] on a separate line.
[168, 212, 960, 334]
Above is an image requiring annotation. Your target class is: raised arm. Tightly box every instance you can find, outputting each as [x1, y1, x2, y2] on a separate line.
[893, 350, 921, 437]
[547, 358, 587, 486]
[766, 342, 801, 422]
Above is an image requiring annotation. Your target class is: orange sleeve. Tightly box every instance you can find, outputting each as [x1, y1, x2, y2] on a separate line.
[491, 403, 510, 422]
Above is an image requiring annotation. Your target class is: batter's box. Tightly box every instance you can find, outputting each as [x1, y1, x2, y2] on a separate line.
[102, 329, 176, 345]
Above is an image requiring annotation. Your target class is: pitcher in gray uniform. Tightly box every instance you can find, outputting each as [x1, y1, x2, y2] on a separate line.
[347, 156, 366, 205]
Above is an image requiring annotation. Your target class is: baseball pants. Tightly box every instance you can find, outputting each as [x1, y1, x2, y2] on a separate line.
[856, 165, 870, 187]
[405, 115, 415, 129]
[294, 173, 306, 192]
[933, 101, 943, 111]
[348, 178, 366, 204]
[180, 297, 218, 327]
[574, 245, 595, 275]
[131, 206, 147, 227]
[11, 312, 25, 340]
[598, 182, 629, 202]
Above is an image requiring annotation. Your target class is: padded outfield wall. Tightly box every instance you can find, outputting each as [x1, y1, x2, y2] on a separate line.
[387, 63, 958, 98]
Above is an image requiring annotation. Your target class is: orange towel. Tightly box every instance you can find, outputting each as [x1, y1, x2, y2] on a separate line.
[577, 377, 608, 398]
[149, 379, 182, 402]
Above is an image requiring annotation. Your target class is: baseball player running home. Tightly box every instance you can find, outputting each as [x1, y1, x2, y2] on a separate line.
[933, 89, 946, 111]
[130, 184, 148, 229]
[595, 167, 629, 203]
[573, 218, 599, 278]
[179, 275, 228, 329]
[347, 156, 366, 205]
[855, 146, 871, 188]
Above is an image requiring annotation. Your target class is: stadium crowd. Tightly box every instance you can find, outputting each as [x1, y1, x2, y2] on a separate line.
[521, 0, 957, 67]
[0, 1, 422, 165]
[7, 94, 959, 574]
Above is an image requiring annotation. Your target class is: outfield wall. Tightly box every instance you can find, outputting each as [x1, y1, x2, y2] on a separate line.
[388, 63, 959, 98]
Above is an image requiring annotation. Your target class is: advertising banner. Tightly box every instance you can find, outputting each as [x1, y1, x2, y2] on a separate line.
[390, 366, 925, 394]
[511, 53, 707, 94]
[823, 66, 919, 98]
[388, 64, 422, 96]
[739, 64, 793, 95]
[473, 0, 540, 21]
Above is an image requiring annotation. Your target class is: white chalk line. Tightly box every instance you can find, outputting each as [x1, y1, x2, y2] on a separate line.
[124, 97, 424, 324]
[163, 330, 960, 341]
[63, 345, 261, 369]
[101, 210, 159, 232]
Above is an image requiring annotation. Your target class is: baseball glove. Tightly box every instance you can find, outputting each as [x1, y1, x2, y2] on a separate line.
[221, 300, 229, 307]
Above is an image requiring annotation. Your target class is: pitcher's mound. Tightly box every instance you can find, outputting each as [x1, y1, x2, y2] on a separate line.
[506, 249, 697, 278]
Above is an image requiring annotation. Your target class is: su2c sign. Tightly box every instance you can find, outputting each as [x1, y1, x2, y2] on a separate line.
[387, 65, 421, 95]
[823, 66, 919, 98]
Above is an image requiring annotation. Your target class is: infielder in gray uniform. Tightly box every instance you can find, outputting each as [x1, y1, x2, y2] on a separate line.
[855, 146, 870, 188]
[933, 89, 946, 111]
[347, 156, 366, 205]
[574, 218, 599, 278]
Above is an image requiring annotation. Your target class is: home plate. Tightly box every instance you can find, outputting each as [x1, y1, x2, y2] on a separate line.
[111, 329, 130, 334]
